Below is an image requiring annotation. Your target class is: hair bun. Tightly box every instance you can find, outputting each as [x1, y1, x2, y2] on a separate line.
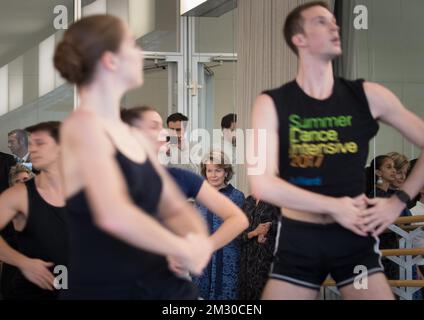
[53, 15, 124, 86]
[54, 40, 85, 85]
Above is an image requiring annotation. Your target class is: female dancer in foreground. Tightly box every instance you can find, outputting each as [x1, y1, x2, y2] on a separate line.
[54, 14, 211, 299]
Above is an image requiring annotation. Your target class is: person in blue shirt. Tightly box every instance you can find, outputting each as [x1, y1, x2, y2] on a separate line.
[121, 107, 248, 285]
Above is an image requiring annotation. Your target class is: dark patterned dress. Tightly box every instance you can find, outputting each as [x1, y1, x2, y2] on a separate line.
[238, 196, 280, 300]
[193, 184, 245, 300]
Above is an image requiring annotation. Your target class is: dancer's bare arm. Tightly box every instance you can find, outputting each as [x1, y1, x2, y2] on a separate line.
[363, 82, 424, 235]
[196, 182, 249, 251]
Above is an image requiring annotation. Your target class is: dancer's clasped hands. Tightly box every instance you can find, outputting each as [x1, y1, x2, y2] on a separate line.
[330, 194, 405, 237]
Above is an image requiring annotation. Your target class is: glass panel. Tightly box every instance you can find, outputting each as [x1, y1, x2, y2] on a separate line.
[343, 1, 424, 292]
[337, 0, 421, 205]
[192, 4, 238, 185]
[346, 0, 419, 163]
[194, 5, 237, 53]
[121, 60, 175, 122]
[0, 0, 74, 153]
[199, 61, 236, 130]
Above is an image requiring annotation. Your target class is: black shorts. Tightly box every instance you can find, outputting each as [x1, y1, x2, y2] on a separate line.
[269, 216, 384, 290]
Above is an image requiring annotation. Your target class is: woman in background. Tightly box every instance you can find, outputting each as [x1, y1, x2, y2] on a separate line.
[9, 164, 35, 186]
[121, 106, 248, 279]
[194, 151, 245, 300]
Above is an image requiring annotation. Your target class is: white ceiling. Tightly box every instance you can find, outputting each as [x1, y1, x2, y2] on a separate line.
[0, 0, 236, 68]
[0, 0, 177, 66]
[0, 0, 74, 66]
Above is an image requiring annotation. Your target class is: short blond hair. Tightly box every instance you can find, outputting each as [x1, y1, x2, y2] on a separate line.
[9, 164, 35, 186]
[200, 151, 233, 185]
[387, 152, 409, 171]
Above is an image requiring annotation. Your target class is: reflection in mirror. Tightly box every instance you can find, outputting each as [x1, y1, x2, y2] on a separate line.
[121, 59, 175, 124]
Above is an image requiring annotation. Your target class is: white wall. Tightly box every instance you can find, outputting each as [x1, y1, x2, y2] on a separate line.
[8, 56, 23, 111]
[0, 66, 8, 115]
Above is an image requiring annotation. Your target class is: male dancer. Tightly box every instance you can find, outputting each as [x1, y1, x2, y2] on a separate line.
[0, 122, 68, 299]
[249, 2, 424, 299]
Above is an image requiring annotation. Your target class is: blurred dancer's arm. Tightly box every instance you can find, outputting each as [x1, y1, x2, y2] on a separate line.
[362, 82, 424, 235]
[196, 181, 248, 251]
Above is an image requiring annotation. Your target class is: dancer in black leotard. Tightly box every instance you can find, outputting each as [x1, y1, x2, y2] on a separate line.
[54, 15, 212, 299]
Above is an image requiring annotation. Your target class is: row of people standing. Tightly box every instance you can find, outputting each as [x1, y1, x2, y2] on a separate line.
[120, 106, 247, 300]
[0, 93, 272, 301]
[0, 106, 276, 300]
[2, 120, 422, 300]
[120, 106, 281, 300]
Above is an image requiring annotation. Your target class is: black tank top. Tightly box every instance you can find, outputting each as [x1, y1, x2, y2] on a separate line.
[9, 178, 69, 299]
[15, 179, 69, 265]
[64, 151, 198, 299]
[264, 78, 379, 197]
